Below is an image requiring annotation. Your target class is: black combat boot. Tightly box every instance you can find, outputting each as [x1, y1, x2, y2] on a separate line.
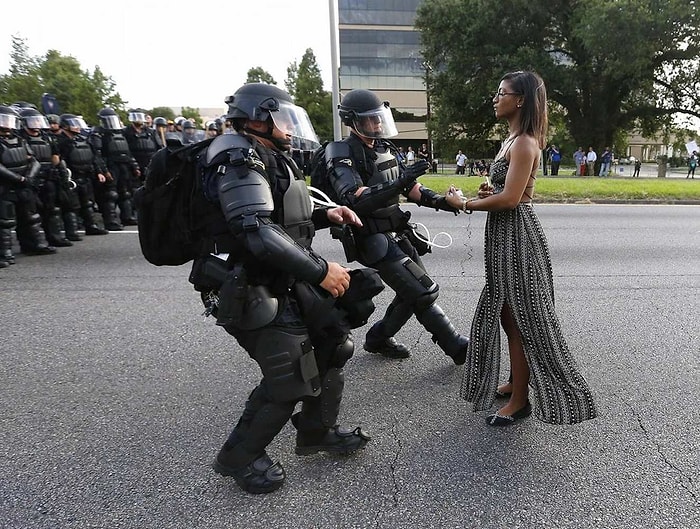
[44, 213, 72, 247]
[363, 322, 410, 358]
[416, 303, 468, 365]
[292, 413, 371, 456]
[213, 445, 285, 494]
[63, 212, 83, 241]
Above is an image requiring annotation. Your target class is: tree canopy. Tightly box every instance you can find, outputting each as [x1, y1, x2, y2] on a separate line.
[285, 48, 333, 142]
[0, 36, 125, 124]
[416, 0, 700, 155]
[246, 67, 276, 85]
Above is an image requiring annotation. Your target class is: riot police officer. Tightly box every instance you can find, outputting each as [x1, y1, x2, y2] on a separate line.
[0, 105, 56, 262]
[123, 108, 159, 184]
[55, 114, 109, 236]
[89, 108, 139, 228]
[152, 117, 168, 149]
[192, 83, 372, 494]
[323, 89, 468, 364]
[18, 108, 73, 247]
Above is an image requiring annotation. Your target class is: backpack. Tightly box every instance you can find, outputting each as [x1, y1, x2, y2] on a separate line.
[134, 137, 224, 266]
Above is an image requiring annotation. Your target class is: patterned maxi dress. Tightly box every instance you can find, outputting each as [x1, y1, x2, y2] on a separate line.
[459, 157, 597, 424]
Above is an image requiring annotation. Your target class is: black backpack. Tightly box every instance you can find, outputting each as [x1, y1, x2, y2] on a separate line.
[134, 138, 224, 266]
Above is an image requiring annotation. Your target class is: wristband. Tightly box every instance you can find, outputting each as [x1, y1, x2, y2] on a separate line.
[462, 199, 473, 214]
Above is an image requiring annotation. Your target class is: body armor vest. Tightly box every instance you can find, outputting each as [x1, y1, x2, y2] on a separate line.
[24, 134, 53, 169]
[0, 136, 32, 175]
[66, 136, 95, 174]
[365, 142, 401, 215]
[102, 130, 131, 162]
[128, 128, 158, 161]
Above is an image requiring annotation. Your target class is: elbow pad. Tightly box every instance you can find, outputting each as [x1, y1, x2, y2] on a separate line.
[25, 158, 41, 181]
[325, 141, 363, 203]
[0, 164, 23, 184]
[245, 220, 328, 285]
[415, 185, 460, 213]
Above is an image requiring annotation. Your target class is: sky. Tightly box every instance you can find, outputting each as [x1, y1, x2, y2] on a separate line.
[0, 0, 335, 113]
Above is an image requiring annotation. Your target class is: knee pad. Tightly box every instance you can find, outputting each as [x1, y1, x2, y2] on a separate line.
[377, 256, 438, 307]
[108, 190, 119, 202]
[251, 327, 321, 403]
[330, 335, 354, 368]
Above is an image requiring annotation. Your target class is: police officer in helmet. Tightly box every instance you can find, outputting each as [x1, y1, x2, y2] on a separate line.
[0, 104, 56, 263]
[324, 88, 468, 364]
[193, 83, 373, 494]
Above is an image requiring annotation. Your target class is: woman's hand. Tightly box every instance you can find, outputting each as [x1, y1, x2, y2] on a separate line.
[477, 181, 494, 199]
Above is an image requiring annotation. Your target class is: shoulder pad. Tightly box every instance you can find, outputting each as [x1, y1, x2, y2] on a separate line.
[205, 133, 253, 165]
[325, 140, 352, 159]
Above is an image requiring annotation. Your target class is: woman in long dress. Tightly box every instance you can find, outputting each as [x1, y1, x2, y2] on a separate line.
[445, 71, 597, 426]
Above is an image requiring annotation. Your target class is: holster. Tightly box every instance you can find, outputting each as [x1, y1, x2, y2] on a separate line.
[330, 224, 358, 263]
[188, 255, 229, 291]
[216, 264, 279, 330]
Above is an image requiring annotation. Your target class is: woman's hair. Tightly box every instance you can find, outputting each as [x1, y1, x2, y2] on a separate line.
[501, 71, 548, 148]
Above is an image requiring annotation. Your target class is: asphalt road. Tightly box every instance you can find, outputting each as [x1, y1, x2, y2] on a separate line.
[2, 204, 699, 529]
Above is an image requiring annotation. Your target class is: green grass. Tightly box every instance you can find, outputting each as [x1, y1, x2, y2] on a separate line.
[413, 175, 700, 202]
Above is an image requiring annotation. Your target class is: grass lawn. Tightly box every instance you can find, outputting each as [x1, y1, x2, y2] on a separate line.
[413, 175, 700, 202]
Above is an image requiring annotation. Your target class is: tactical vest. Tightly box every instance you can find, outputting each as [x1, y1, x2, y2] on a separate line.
[128, 128, 158, 161]
[0, 136, 32, 176]
[102, 130, 131, 162]
[66, 136, 95, 174]
[24, 133, 53, 170]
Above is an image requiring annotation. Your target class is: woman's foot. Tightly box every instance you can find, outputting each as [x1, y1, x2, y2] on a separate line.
[495, 383, 513, 399]
[485, 400, 532, 426]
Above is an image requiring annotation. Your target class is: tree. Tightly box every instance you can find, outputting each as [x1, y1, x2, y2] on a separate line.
[149, 106, 176, 121]
[416, 0, 700, 157]
[246, 67, 276, 85]
[0, 36, 125, 124]
[285, 48, 333, 142]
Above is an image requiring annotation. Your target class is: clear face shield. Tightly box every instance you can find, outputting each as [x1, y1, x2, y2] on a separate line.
[269, 102, 319, 148]
[128, 111, 146, 124]
[23, 115, 50, 130]
[352, 103, 398, 139]
[101, 115, 122, 130]
[0, 113, 20, 130]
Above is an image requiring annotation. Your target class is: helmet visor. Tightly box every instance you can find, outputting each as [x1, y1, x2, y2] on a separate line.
[128, 111, 146, 124]
[269, 103, 319, 146]
[0, 113, 20, 130]
[23, 115, 50, 130]
[352, 104, 398, 139]
[101, 115, 122, 130]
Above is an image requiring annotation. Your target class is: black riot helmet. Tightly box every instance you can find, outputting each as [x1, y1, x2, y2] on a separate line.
[0, 105, 21, 134]
[97, 107, 122, 130]
[59, 113, 88, 134]
[47, 114, 60, 125]
[153, 116, 168, 128]
[19, 107, 50, 132]
[338, 89, 398, 139]
[127, 108, 147, 125]
[224, 82, 319, 150]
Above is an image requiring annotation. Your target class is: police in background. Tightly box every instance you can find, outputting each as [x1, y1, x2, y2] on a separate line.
[194, 83, 371, 494]
[123, 108, 159, 182]
[55, 114, 109, 236]
[0, 105, 56, 263]
[324, 89, 468, 364]
[47, 114, 62, 137]
[152, 117, 168, 149]
[18, 108, 73, 247]
[89, 108, 140, 228]
[180, 120, 198, 144]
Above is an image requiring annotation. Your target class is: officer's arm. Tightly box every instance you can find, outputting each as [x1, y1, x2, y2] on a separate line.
[0, 163, 24, 185]
[408, 184, 461, 214]
[217, 159, 328, 285]
[325, 141, 410, 216]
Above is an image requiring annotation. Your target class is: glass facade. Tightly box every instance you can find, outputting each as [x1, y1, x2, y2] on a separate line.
[338, 0, 427, 139]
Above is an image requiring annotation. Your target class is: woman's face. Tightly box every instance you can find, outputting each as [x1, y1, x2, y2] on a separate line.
[492, 81, 522, 120]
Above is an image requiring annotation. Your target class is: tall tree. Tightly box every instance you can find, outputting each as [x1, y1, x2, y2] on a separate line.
[416, 0, 700, 154]
[0, 36, 125, 124]
[246, 67, 276, 85]
[285, 48, 332, 142]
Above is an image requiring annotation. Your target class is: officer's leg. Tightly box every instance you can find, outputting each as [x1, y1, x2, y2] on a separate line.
[292, 326, 370, 455]
[373, 255, 467, 365]
[76, 177, 107, 235]
[0, 198, 16, 266]
[115, 164, 137, 225]
[15, 187, 55, 255]
[41, 181, 71, 247]
[97, 175, 121, 231]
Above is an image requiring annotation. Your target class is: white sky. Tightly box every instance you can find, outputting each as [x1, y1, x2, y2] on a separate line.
[0, 0, 334, 113]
